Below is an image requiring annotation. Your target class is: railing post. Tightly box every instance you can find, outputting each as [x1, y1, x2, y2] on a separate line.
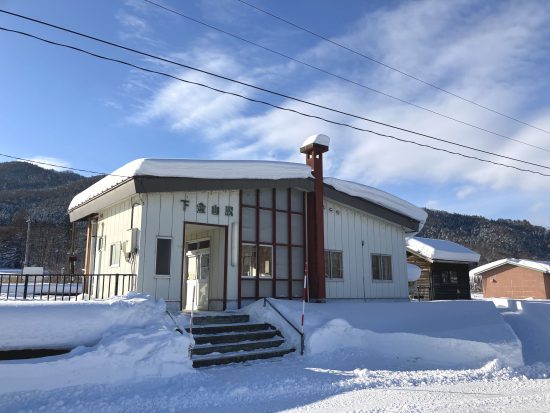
[23, 274, 29, 300]
[115, 274, 120, 296]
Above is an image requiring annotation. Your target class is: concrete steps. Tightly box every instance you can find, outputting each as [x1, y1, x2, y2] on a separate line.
[188, 314, 295, 368]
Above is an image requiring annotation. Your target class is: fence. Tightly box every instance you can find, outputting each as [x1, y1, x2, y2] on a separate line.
[0, 273, 137, 301]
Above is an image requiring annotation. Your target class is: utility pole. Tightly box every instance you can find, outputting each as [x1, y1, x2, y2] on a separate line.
[69, 222, 77, 275]
[22, 218, 31, 299]
[23, 218, 31, 269]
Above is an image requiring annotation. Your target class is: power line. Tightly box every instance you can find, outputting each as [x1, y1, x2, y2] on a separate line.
[0, 152, 131, 177]
[235, 0, 550, 135]
[1, 26, 549, 179]
[1, 8, 549, 158]
[136, 1, 550, 150]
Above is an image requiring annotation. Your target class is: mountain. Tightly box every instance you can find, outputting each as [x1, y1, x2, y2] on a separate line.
[418, 209, 550, 264]
[1, 161, 549, 271]
[0, 162, 100, 271]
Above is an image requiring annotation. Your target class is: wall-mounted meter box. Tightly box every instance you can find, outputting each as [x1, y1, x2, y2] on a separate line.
[123, 228, 140, 254]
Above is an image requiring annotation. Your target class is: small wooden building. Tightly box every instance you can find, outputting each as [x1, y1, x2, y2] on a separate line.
[470, 259, 550, 299]
[406, 237, 480, 300]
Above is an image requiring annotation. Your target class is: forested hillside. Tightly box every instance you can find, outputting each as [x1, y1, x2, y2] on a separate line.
[0, 162, 99, 271]
[1, 161, 548, 271]
[419, 209, 550, 264]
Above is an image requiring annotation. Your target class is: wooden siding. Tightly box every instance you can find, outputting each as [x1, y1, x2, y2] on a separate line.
[323, 198, 408, 299]
[406, 252, 472, 300]
[406, 253, 432, 300]
[137, 190, 239, 310]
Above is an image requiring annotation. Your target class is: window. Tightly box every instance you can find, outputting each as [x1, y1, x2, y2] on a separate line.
[325, 250, 343, 279]
[97, 236, 105, 251]
[259, 245, 273, 278]
[155, 238, 171, 275]
[440, 270, 458, 284]
[241, 244, 257, 277]
[372, 254, 392, 281]
[241, 244, 273, 278]
[109, 242, 120, 267]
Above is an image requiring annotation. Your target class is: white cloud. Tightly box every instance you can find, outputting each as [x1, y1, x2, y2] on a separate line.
[425, 200, 441, 210]
[456, 186, 476, 200]
[125, 0, 550, 222]
[26, 157, 72, 172]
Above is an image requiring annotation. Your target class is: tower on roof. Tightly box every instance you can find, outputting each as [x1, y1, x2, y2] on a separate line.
[300, 134, 330, 302]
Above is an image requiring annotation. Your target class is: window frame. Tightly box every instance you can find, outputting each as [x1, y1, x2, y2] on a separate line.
[155, 237, 172, 276]
[371, 254, 393, 281]
[240, 243, 274, 279]
[258, 244, 273, 279]
[324, 249, 344, 279]
[239, 188, 306, 301]
[109, 242, 121, 268]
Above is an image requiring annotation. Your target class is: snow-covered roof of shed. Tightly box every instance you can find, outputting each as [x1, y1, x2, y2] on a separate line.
[324, 177, 427, 229]
[407, 237, 480, 263]
[301, 134, 330, 148]
[470, 258, 550, 277]
[69, 158, 312, 211]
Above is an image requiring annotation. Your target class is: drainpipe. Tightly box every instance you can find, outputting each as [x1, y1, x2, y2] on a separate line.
[300, 134, 330, 302]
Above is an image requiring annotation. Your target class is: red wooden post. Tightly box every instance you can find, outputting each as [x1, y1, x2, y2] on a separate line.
[300, 135, 329, 302]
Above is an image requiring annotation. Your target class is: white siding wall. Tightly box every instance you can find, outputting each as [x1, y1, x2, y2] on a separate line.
[138, 190, 240, 310]
[323, 198, 408, 299]
[94, 196, 142, 276]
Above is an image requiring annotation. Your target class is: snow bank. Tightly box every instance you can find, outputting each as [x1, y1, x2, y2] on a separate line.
[246, 299, 523, 369]
[324, 177, 427, 231]
[0, 294, 193, 394]
[407, 237, 480, 263]
[0, 294, 165, 350]
[0, 325, 192, 395]
[69, 158, 312, 210]
[491, 298, 550, 364]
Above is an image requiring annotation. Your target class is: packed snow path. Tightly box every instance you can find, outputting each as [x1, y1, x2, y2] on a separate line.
[2, 296, 550, 412]
[2, 356, 550, 412]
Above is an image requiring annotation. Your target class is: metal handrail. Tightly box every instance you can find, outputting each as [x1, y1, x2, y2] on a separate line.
[0, 273, 136, 301]
[263, 297, 305, 355]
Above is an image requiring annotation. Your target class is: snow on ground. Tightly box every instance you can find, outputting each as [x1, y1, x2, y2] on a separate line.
[247, 299, 523, 369]
[2, 296, 550, 412]
[0, 293, 167, 350]
[0, 295, 192, 395]
[491, 298, 550, 364]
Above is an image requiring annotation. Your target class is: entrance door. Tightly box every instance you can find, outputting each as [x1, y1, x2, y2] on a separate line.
[185, 240, 210, 310]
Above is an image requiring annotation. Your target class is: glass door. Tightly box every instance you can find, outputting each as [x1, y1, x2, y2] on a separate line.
[185, 240, 210, 310]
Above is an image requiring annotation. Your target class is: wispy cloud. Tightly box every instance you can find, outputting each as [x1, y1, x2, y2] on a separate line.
[26, 157, 71, 172]
[123, 0, 550, 223]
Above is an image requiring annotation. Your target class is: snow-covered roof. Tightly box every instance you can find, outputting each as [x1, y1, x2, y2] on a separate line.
[407, 263, 422, 282]
[301, 133, 330, 148]
[69, 159, 426, 231]
[324, 177, 427, 230]
[407, 237, 480, 263]
[470, 258, 550, 277]
[69, 159, 312, 211]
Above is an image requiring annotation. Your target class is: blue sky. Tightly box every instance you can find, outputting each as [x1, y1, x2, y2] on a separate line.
[0, 0, 549, 226]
